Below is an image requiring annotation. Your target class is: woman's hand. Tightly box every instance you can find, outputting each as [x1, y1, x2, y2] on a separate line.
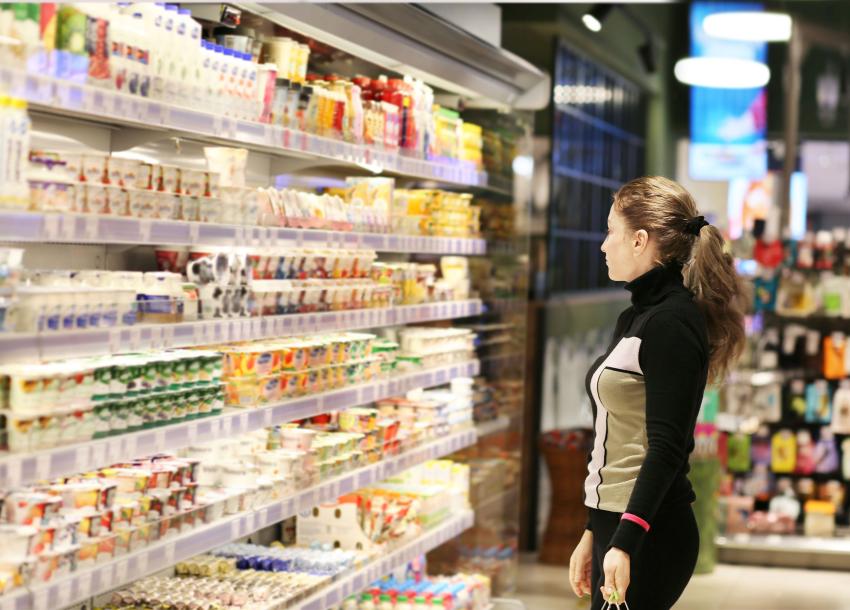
[568, 530, 593, 597]
[601, 547, 631, 603]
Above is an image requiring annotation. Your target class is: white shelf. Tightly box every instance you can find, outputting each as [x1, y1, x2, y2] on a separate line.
[282, 509, 475, 610]
[0, 360, 480, 488]
[0, 430, 477, 610]
[475, 415, 511, 438]
[0, 211, 487, 255]
[0, 67, 490, 189]
[0, 299, 483, 364]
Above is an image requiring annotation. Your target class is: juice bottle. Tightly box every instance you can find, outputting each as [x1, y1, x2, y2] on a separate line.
[79, 3, 112, 88]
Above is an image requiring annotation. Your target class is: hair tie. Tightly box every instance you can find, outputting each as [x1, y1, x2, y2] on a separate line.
[684, 215, 709, 236]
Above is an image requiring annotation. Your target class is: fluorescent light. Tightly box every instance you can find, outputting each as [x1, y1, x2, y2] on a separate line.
[674, 57, 770, 88]
[703, 12, 792, 42]
[582, 14, 602, 32]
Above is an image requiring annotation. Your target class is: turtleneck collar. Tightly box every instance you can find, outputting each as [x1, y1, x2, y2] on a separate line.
[624, 263, 686, 309]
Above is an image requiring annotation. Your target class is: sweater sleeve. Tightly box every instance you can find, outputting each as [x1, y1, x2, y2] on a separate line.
[608, 313, 706, 555]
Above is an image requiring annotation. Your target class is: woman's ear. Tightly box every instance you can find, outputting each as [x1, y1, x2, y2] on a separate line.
[633, 229, 649, 256]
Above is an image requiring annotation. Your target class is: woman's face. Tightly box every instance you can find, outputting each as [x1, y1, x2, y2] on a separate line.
[601, 207, 654, 282]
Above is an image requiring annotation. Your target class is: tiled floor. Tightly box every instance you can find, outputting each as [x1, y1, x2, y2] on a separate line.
[512, 559, 850, 609]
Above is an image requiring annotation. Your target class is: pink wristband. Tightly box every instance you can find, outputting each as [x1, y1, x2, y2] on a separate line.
[621, 512, 650, 532]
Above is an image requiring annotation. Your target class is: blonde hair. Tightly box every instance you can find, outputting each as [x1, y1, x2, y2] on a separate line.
[613, 176, 746, 384]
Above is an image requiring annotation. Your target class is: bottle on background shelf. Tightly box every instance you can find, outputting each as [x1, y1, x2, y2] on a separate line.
[814, 427, 840, 474]
[832, 381, 850, 434]
[805, 380, 832, 425]
[771, 428, 797, 474]
[794, 429, 816, 475]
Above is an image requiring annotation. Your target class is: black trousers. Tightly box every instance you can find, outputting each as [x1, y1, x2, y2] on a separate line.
[589, 504, 699, 610]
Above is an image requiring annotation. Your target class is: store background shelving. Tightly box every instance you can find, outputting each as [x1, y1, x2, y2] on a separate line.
[0, 360, 480, 487]
[0, 430, 477, 610]
[0, 299, 483, 364]
[0, 68, 491, 189]
[0, 2, 537, 607]
[0, 210, 486, 254]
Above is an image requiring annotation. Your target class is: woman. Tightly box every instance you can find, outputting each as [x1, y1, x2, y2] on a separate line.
[568, 176, 746, 609]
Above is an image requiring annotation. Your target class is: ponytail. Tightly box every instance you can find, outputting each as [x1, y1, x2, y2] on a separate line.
[683, 224, 747, 384]
[614, 176, 747, 385]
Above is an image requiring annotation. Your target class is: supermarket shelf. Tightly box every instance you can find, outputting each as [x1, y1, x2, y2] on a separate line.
[0, 210, 487, 255]
[474, 484, 519, 518]
[0, 67, 489, 189]
[475, 415, 511, 438]
[717, 533, 850, 570]
[281, 510, 475, 610]
[482, 175, 514, 197]
[0, 360, 480, 488]
[0, 430, 477, 610]
[0, 299, 483, 364]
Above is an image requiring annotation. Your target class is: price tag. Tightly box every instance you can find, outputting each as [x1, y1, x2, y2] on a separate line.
[221, 416, 233, 437]
[112, 93, 127, 118]
[74, 445, 91, 472]
[32, 452, 52, 480]
[91, 443, 107, 469]
[3, 460, 20, 490]
[128, 327, 142, 351]
[84, 216, 100, 241]
[186, 421, 199, 445]
[161, 325, 175, 347]
[150, 326, 164, 350]
[164, 542, 176, 565]
[115, 559, 129, 584]
[230, 517, 242, 541]
[194, 322, 209, 346]
[32, 587, 49, 610]
[43, 214, 60, 240]
[136, 550, 149, 575]
[76, 569, 93, 601]
[189, 222, 200, 244]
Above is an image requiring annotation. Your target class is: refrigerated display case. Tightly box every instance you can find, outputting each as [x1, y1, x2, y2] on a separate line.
[0, 3, 544, 607]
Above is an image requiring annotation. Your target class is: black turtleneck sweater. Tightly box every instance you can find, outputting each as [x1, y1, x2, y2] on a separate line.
[583, 264, 709, 556]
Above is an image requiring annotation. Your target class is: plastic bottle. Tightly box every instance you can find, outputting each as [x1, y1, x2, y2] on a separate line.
[200, 40, 216, 111]
[129, 13, 151, 97]
[359, 593, 376, 610]
[0, 97, 31, 208]
[0, 96, 12, 206]
[237, 51, 252, 120]
[13, 98, 30, 203]
[160, 4, 179, 101]
[221, 47, 237, 115]
[214, 44, 228, 113]
[243, 53, 260, 120]
[108, 7, 129, 92]
[130, 2, 166, 97]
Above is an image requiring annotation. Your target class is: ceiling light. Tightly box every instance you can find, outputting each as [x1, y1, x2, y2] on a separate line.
[582, 4, 613, 33]
[703, 11, 792, 42]
[674, 57, 771, 88]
